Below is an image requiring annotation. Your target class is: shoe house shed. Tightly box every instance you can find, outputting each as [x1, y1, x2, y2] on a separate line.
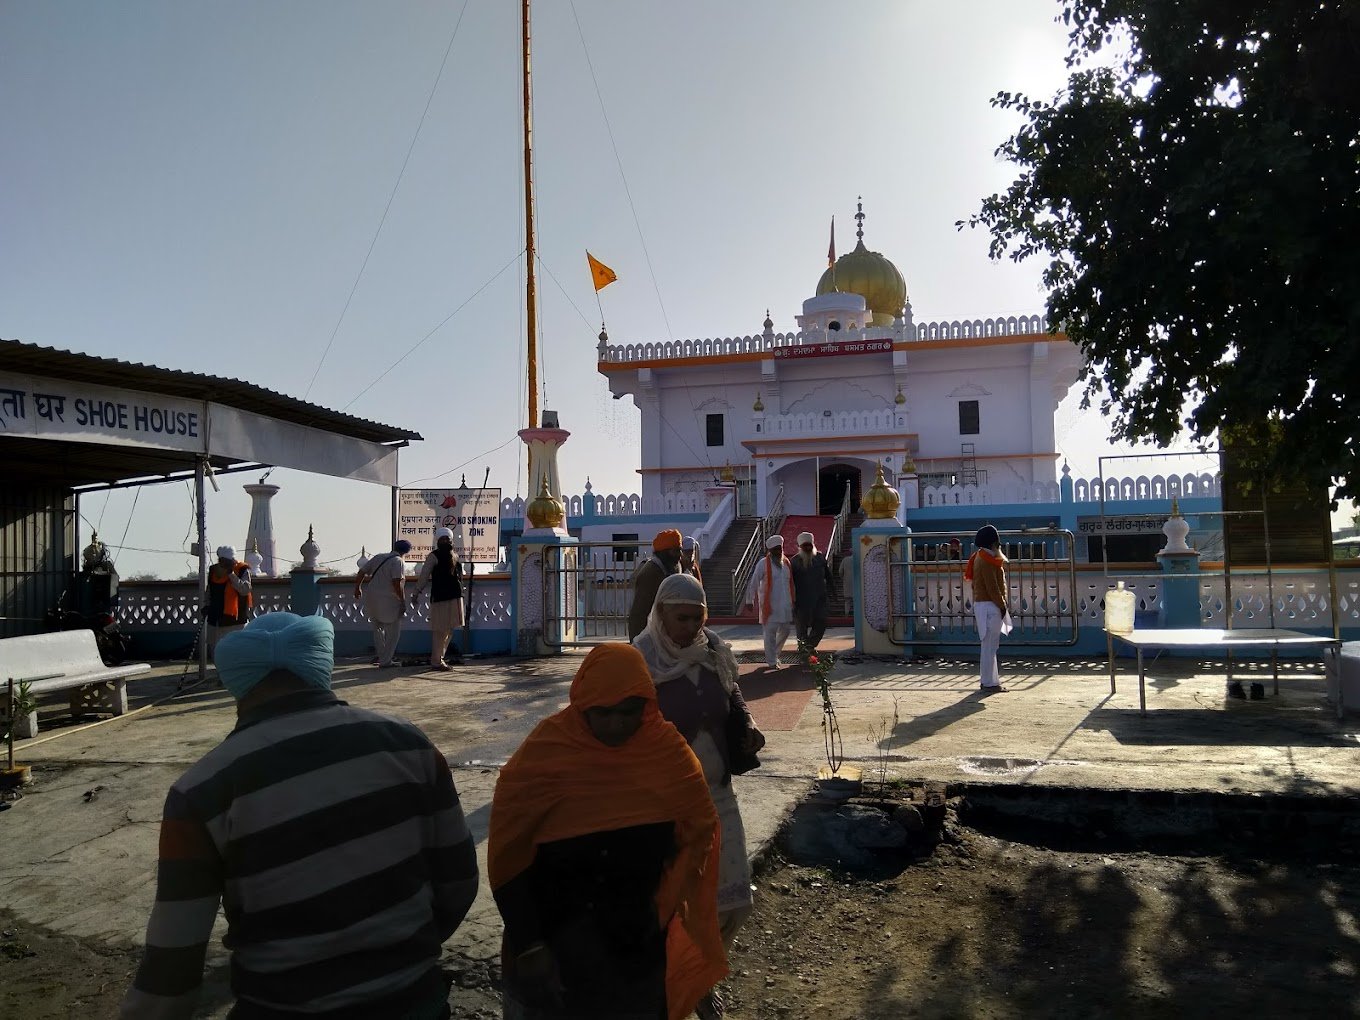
[1, 338, 421, 639]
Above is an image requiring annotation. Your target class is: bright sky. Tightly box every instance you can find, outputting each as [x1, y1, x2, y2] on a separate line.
[3, 0, 1240, 578]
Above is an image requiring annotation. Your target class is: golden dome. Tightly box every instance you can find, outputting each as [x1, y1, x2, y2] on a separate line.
[526, 476, 565, 529]
[815, 200, 906, 327]
[861, 463, 901, 520]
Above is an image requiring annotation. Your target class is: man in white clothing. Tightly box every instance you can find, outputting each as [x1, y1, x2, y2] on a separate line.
[747, 534, 795, 668]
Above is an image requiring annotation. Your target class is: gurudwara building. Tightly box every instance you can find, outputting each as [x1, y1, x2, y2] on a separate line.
[598, 204, 1081, 522]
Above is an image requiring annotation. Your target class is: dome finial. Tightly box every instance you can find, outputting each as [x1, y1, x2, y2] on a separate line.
[855, 196, 865, 244]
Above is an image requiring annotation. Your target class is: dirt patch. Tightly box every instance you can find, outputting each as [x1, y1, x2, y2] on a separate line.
[9, 820, 1360, 1019]
[719, 819, 1360, 1018]
[0, 910, 139, 1020]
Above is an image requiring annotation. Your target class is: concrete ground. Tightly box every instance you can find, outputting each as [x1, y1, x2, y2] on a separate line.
[2, 627, 1357, 1016]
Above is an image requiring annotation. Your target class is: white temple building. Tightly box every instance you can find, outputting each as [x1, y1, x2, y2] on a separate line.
[598, 202, 1082, 518]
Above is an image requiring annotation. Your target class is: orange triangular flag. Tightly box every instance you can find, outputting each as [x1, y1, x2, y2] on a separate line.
[587, 251, 618, 292]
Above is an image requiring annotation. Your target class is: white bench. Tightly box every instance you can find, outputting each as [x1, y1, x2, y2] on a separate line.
[1323, 642, 1360, 718]
[1, 630, 152, 737]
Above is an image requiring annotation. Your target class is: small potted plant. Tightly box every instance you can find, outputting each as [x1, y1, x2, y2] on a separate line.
[3, 679, 37, 741]
[2, 679, 36, 790]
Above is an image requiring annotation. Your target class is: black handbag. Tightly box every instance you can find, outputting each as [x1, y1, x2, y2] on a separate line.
[726, 691, 761, 775]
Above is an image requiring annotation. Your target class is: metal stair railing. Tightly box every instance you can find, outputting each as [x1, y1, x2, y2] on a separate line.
[826, 481, 852, 560]
[730, 485, 785, 612]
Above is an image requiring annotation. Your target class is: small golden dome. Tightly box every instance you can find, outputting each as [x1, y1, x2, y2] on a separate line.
[894, 385, 905, 406]
[861, 462, 901, 520]
[753, 392, 765, 412]
[526, 476, 565, 529]
[719, 462, 735, 483]
[815, 200, 907, 327]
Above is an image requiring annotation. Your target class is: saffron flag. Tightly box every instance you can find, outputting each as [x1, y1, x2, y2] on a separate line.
[827, 216, 835, 267]
[587, 251, 617, 291]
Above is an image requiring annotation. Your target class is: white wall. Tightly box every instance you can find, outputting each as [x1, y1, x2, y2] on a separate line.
[623, 338, 1078, 497]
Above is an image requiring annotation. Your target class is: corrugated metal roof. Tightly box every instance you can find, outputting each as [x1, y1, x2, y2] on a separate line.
[1, 338, 422, 443]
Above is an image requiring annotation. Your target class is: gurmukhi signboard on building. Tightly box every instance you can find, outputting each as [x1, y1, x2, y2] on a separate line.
[398, 488, 501, 563]
[771, 338, 892, 360]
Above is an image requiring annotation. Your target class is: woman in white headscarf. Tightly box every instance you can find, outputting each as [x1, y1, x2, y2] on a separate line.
[633, 572, 764, 1020]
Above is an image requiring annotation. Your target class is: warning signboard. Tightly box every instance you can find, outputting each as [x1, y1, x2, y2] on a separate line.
[397, 488, 501, 563]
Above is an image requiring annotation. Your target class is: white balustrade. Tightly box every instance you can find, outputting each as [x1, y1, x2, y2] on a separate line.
[692, 490, 736, 554]
[499, 491, 707, 519]
[908, 568, 1359, 630]
[919, 481, 1063, 506]
[1071, 472, 1219, 503]
[119, 576, 514, 635]
[595, 314, 1052, 363]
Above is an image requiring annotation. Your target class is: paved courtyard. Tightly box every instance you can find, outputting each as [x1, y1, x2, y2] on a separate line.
[2, 628, 1357, 1016]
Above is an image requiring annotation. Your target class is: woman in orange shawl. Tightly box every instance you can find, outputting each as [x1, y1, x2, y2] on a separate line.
[489, 643, 727, 1020]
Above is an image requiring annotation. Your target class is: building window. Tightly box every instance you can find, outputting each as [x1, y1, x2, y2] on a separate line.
[958, 400, 980, 435]
[705, 413, 724, 447]
[612, 533, 640, 562]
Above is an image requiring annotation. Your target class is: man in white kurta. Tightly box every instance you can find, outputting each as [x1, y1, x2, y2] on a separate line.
[747, 534, 795, 668]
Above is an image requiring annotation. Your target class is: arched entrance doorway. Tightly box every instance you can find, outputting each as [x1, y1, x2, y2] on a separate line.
[818, 463, 861, 515]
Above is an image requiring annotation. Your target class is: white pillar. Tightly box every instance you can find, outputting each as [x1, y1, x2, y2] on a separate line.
[518, 425, 570, 535]
[243, 482, 280, 577]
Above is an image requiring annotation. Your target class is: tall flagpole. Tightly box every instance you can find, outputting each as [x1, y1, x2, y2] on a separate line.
[522, 0, 538, 434]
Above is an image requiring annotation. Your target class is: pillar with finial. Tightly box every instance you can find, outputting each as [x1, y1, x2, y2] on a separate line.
[243, 478, 280, 576]
[1157, 497, 1201, 629]
[852, 461, 911, 658]
[516, 418, 565, 538]
[290, 525, 325, 617]
[245, 539, 265, 577]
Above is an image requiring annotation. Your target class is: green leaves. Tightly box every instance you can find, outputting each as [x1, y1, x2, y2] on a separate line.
[967, 0, 1360, 496]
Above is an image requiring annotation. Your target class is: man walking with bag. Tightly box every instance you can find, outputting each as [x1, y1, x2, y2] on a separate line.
[355, 539, 411, 668]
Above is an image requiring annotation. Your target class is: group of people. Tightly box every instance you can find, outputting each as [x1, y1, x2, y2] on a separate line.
[742, 531, 834, 668]
[141, 524, 1012, 1015]
[133, 535, 764, 1020]
[628, 527, 839, 672]
[351, 530, 467, 669]
[203, 530, 469, 671]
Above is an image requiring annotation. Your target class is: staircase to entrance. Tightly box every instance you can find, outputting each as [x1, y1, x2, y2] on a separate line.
[701, 517, 760, 618]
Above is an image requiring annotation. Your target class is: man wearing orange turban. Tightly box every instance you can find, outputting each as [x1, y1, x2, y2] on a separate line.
[489, 643, 727, 1019]
[628, 529, 685, 640]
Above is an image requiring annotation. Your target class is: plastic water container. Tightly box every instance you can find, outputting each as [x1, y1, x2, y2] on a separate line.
[1105, 581, 1135, 634]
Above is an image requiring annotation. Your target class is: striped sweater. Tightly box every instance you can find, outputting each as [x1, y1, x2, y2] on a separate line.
[121, 689, 479, 1019]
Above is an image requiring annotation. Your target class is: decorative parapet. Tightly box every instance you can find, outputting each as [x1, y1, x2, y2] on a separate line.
[501, 491, 709, 519]
[596, 314, 1054, 363]
[1070, 473, 1220, 502]
[119, 575, 513, 633]
[919, 473, 1220, 508]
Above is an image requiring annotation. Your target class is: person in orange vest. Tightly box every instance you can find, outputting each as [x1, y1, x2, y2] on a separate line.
[745, 534, 794, 668]
[202, 545, 252, 661]
[964, 524, 1012, 694]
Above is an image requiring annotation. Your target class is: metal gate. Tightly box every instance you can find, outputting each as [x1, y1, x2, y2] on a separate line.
[1, 488, 75, 639]
[542, 541, 644, 646]
[887, 529, 1079, 646]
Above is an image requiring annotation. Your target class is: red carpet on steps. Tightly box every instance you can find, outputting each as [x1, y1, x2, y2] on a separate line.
[779, 515, 835, 552]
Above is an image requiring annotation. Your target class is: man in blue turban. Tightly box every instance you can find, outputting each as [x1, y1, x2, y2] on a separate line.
[123, 612, 479, 1019]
